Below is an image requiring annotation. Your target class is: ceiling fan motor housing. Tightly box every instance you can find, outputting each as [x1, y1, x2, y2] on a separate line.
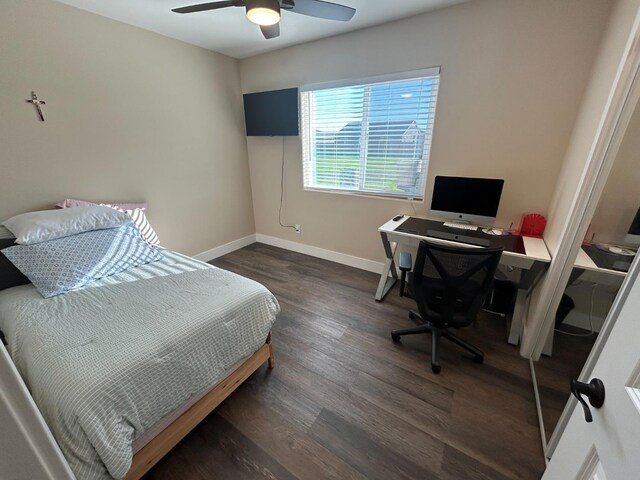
[246, 0, 281, 25]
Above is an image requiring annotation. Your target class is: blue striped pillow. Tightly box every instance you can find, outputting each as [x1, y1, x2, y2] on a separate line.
[1, 223, 162, 298]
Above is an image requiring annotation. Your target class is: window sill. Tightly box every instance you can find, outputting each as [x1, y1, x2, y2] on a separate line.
[303, 186, 424, 203]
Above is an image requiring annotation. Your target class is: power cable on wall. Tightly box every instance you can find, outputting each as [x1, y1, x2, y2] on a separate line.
[279, 136, 296, 230]
[409, 197, 418, 216]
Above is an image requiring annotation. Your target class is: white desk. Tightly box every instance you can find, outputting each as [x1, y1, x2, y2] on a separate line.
[542, 247, 628, 356]
[575, 247, 628, 279]
[376, 215, 551, 345]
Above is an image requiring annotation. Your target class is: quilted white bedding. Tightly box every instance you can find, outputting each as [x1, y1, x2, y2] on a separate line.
[0, 251, 279, 479]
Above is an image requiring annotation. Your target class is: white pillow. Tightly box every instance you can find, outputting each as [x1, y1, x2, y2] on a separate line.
[102, 205, 160, 246]
[0, 225, 14, 240]
[56, 198, 147, 211]
[2, 206, 130, 245]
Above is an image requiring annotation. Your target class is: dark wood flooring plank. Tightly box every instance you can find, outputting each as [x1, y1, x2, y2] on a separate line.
[271, 349, 446, 473]
[338, 326, 537, 420]
[146, 411, 294, 480]
[276, 298, 349, 340]
[273, 330, 359, 390]
[235, 365, 322, 432]
[445, 395, 544, 479]
[144, 243, 547, 479]
[533, 329, 596, 439]
[197, 413, 298, 480]
[348, 371, 450, 442]
[309, 408, 440, 480]
[439, 444, 513, 480]
[275, 318, 455, 413]
[216, 384, 367, 480]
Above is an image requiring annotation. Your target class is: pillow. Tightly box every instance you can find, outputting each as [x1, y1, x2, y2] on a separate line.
[57, 199, 159, 246]
[0, 238, 31, 291]
[0, 226, 14, 240]
[2, 223, 163, 298]
[57, 198, 147, 211]
[104, 206, 160, 246]
[3, 206, 130, 245]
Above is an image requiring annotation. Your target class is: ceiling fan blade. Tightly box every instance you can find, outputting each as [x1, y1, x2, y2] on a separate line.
[260, 23, 280, 39]
[172, 1, 241, 14]
[288, 0, 355, 21]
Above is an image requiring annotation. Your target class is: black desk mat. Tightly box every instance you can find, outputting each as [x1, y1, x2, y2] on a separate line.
[582, 245, 634, 272]
[394, 217, 526, 254]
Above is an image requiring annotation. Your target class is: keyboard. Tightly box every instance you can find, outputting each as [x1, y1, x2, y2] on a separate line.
[443, 222, 478, 231]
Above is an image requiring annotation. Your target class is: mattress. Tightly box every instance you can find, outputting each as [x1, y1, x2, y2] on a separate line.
[131, 354, 248, 455]
[0, 250, 279, 480]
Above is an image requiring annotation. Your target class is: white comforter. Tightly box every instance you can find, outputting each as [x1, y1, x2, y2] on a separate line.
[0, 251, 279, 479]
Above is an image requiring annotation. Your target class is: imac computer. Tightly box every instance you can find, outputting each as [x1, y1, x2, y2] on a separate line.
[430, 176, 504, 227]
[625, 207, 640, 246]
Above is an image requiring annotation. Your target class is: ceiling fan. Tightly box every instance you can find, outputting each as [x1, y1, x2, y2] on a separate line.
[172, 0, 356, 40]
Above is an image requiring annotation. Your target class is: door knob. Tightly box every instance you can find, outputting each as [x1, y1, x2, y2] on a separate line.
[570, 378, 605, 423]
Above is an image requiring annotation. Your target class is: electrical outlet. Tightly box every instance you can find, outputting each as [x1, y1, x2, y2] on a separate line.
[295, 224, 301, 234]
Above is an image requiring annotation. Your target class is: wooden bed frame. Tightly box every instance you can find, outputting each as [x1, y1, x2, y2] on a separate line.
[124, 332, 275, 480]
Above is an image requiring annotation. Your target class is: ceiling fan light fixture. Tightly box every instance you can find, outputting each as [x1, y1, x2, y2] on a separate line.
[246, 0, 281, 26]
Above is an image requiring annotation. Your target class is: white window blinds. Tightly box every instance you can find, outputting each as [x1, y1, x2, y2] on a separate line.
[300, 68, 440, 199]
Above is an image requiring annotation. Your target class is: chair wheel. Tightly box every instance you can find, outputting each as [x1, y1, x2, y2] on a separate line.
[474, 354, 484, 364]
[431, 364, 441, 374]
[391, 333, 401, 343]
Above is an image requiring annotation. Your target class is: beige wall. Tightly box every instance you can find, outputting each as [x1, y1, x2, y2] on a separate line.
[544, 0, 640, 254]
[523, 0, 640, 358]
[0, 0, 254, 256]
[240, 0, 612, 264]
[590, 100, 640, 245]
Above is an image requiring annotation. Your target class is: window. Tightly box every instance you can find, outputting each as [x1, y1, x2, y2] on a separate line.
[300, 68, 440, 200]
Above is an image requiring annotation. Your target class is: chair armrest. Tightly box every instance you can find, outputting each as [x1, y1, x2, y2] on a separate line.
[399, 252, 412, 272]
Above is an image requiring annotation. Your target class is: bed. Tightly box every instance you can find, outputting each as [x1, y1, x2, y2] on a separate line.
[0, 244, 279, 480]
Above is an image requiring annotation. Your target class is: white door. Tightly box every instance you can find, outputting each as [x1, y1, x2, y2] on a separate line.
[543, 261, 640, 479]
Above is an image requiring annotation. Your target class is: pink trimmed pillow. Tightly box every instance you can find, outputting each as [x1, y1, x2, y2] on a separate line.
[57, 198, 147, 211]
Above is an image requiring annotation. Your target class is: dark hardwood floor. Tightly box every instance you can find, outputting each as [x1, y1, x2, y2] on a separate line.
[144, 243, 546, 480]
[534, 326, 597, 440]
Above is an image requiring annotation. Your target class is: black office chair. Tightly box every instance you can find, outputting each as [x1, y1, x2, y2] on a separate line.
[391, 240, 503, 373]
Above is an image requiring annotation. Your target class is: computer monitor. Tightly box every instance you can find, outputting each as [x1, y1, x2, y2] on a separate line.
[430, 176, 504, 225]
[625, 207, 640, 246]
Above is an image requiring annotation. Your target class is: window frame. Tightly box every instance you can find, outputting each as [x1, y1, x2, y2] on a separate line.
[300, 67, 441, 201]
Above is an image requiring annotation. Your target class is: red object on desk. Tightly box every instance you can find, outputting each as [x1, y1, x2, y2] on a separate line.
[519, 213, 546, 237]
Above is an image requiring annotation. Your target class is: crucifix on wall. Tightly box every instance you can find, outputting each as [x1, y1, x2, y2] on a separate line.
[26, 91, 46, 121]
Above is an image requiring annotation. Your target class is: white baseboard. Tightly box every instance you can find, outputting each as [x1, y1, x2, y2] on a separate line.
[255, 234, 384, 274]
[194, 234, 257, 262]
[193, 233, 384, 274]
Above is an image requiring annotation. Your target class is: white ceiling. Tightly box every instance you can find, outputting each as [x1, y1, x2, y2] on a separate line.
[54, 0, 468, 59]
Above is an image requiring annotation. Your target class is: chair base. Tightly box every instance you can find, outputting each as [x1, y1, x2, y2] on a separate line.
[391, 311, 484, 374]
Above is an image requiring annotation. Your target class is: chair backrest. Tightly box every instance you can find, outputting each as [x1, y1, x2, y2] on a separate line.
[412, 240, 503, 327]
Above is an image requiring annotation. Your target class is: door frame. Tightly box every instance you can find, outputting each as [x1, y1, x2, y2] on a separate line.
[543, 9, 640, 458]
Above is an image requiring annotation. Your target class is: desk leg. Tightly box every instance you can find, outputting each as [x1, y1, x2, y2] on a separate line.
[542, 328, 555, 356]
[507, 262, 549, 346]
[375, 231, 398, 301]
[508, 290, 529, 345]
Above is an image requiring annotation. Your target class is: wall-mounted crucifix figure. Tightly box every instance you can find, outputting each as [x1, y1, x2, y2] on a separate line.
[26, 91, 46, 121]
